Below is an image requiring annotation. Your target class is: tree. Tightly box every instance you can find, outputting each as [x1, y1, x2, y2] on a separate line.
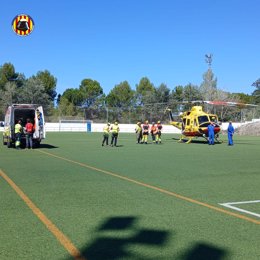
[58, 96, 78, 117]
[200, 68, 218, 113]
[183, 83, 202, 102]
[155, 83, 170, 104]
[18, 77, 52, 108]
[170, 85, 184, 102]
[168, 84, 202, 113]
[106, 81, 134, 108]
[0, 63, 19, 89]
[33, 70, 57, 101]
[134, 77, 156, 121]
[62, 88, 84, 106]
[79, 79, 103, 108]
[135, 77, 156, 105]
[106, 81, 135, 122]
[200, 68, 218, 101]
[0, 81, 18, 106]
[252, 78, 260, 104]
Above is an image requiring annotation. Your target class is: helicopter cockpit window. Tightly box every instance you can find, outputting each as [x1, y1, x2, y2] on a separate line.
[209, 116, 217, 123]
[198, 116, 209, 125]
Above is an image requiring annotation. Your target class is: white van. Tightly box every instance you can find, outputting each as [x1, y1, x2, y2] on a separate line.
[2, 104, 45, 148]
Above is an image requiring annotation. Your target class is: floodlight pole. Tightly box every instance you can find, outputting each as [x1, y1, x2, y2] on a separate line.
[104, 101, 109, 122]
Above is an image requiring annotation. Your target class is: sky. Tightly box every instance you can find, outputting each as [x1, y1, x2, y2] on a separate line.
[1, 0, 260, 96]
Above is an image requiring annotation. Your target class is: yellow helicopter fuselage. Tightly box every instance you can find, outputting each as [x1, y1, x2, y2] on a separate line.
[170, 106, 221, 139]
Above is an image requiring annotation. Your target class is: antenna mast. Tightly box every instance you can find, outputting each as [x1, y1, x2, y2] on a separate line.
[205, 53, 213, 68]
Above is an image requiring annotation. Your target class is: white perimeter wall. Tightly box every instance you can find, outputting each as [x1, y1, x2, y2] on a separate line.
[44, 122, 246, 133]
[0, 121, 257, 133]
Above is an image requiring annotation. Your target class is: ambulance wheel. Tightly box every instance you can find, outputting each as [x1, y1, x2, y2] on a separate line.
[33, 141, 40, 148]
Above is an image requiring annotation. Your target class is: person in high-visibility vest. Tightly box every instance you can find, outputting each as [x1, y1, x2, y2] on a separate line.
[141, 120, 150, 144]
[156, 121, 163, 144]
[102, 123, 110, 146]
[110, 121, 120, 147]
[14, 119, 23, 149]
[135, 122, 142, 144]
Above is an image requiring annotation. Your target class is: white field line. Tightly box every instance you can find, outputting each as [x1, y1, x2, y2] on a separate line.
[219, 200, 260, 218]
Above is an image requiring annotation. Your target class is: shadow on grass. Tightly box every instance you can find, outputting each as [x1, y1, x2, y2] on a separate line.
[166, 137, 223, 145]
[180, 243, 227, 260]
[65, 216, 228, 260]
[75, 216, 168, 260]
[38, 144, 59, 149]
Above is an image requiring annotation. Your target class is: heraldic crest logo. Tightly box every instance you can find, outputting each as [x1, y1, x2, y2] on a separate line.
[12, 14, 34, 36]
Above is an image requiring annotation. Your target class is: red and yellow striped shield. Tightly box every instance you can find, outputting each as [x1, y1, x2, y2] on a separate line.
[12, 14, 34, 36]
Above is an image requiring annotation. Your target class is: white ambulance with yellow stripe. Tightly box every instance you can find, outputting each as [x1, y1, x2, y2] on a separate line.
[2, 104, 45, 148]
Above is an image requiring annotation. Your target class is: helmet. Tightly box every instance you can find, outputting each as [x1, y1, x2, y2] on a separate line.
[115, 121, 118, 125]
[107, 123, 110, 126]
[157, 121, 161, 124]
[145, 120, 149, 124]
[152, 122, 155, 125]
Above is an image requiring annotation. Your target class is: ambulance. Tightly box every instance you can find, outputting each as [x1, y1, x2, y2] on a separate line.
[2, 104, 45, 148]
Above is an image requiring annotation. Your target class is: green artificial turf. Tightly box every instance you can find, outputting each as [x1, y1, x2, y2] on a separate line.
[0, 132, 259, 260]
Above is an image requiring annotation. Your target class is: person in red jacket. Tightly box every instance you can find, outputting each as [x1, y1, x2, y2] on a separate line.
[150, 122, 157, 144]
[25, 118, 34, 149]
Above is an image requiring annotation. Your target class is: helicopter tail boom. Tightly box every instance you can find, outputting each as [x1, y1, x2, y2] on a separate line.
[170, 121, 183, 130]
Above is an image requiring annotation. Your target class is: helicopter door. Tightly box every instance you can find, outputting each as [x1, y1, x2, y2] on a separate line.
[186, 119, 191, 131]
[182, 118, 186, 131]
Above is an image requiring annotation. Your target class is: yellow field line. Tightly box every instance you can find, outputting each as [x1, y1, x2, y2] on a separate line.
[0, 169, 87, 260]
[36, 150, 260, 225]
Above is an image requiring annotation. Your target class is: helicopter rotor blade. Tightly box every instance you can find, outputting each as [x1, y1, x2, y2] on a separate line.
[203, 101, 258, 107]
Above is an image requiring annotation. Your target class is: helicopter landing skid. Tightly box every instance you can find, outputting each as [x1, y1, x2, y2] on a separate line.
[215, 137, 223, 143]
[178, 135, 193, 144]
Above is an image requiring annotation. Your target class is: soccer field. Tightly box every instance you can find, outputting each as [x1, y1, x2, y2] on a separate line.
[0, 132, 259, 260]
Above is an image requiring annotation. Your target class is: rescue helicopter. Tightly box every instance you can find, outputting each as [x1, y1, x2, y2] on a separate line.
[166, 103, 221, 143]
[166, 100, 258, 144]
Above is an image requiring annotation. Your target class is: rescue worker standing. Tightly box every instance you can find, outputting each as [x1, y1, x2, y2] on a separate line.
[156, 121, 163, 144]
[102, 123, 110, 146]
[227, 121, 235, 146]
[135, 122, 142, 144]
[36, 109, 43, 137]
[14, 119, 23, 149]
[141, 120, 150, 144]
[150, 122, 157, 143]
[110, 121, 120, 147]
[207, 122, 215, 145]
[25, 118, 34, 149]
